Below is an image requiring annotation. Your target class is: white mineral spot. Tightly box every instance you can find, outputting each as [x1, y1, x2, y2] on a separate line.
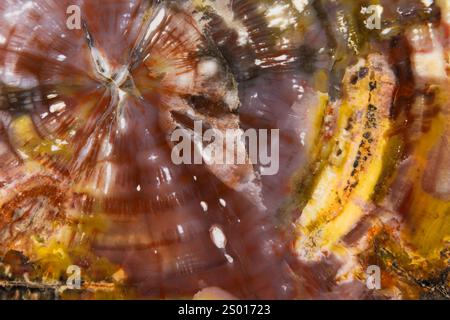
[237, 29, 250, 46]
[17, 150, 28, 160]
[224, 253, 234, 263]
[300, 131, 306, 146]
[210, 225, 227, 249]
[266, 3, 288, 16]
[162, 166, 172, 182]
[46, 93, 58, 99]
[292, 0, 309, 13]
[200, 201, 208, 212]
[219, 198, 227, 207]
[56, 54, 67, 61]
[255, 59, 264, 66]
[273, 54, 288, 61]
[381, 27, 392, 36]
[55, 139, 68, 145]
[119, 116, 127, 131]
[198, 59, 219, 78]
[102, 140, 113, 157]
[50, 145, 60, 152]
[175, 71, 194, 89]
[266, 3, 295, 30]
[421, 0, 433, 7]
[49, 101, 66, 113]
[224, 91, 239, 111]
[148, 153, 159, 161]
